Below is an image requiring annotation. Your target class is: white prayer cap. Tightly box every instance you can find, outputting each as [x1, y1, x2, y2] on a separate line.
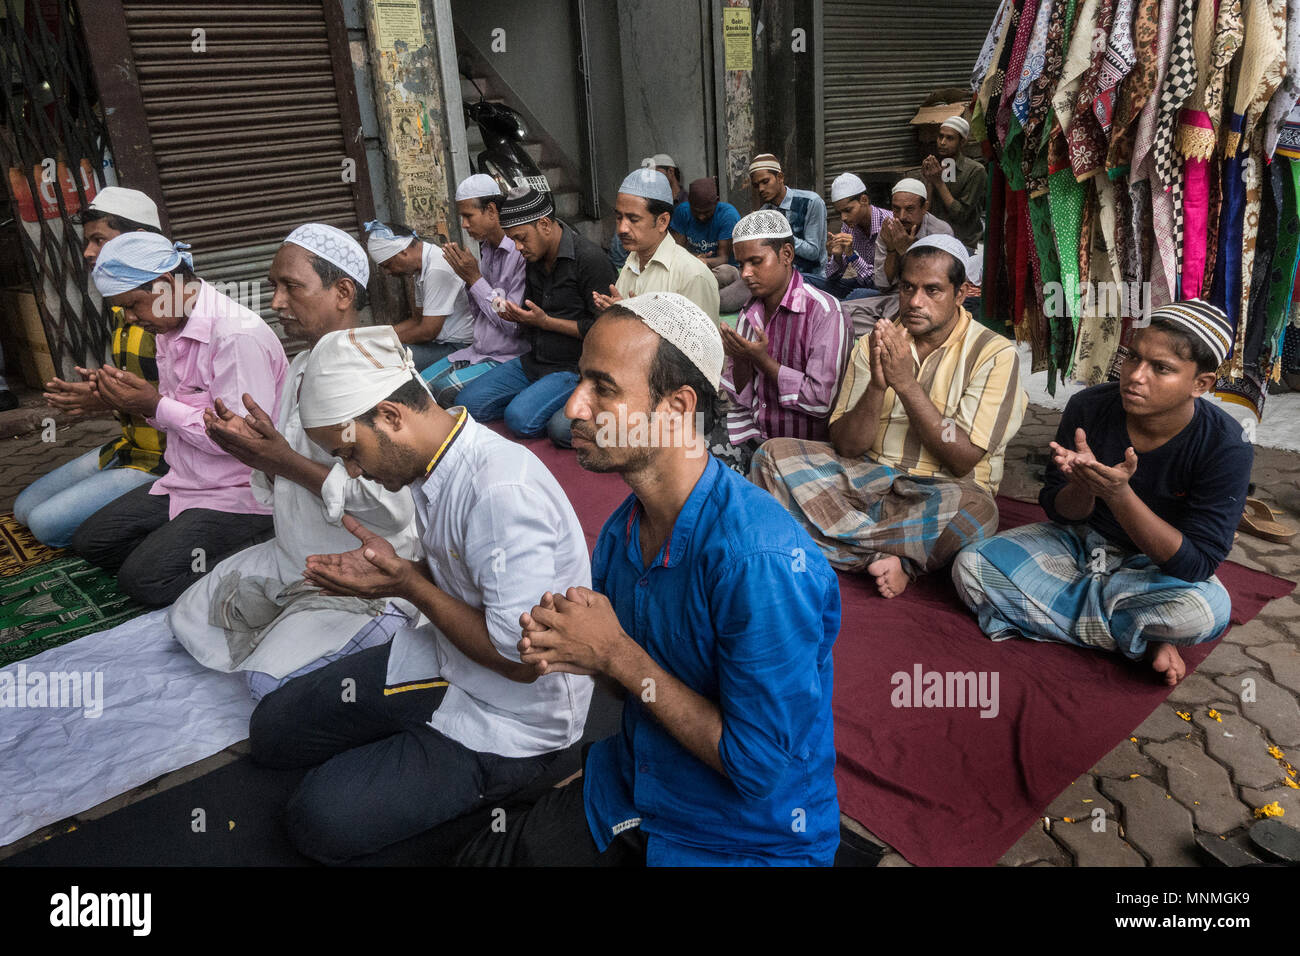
[299, 326, 429, 429]
[619, 292, 724, 390]
[905, 234, 971, 282]
[285, 222, 370, 286]
[830, 172, 868, 202]
[619, 167, 674, 205]
[651, 153, 677, 169]
[455, 173, 504, 202]
[731, 209, 793, 243]
[940, 116, 971, 139]
[892, 178, 928, 201]
[86, 187, 162, 230]
[362, 219, 415, 266]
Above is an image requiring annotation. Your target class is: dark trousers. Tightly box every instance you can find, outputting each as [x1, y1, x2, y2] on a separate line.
[456, 760, 647, 867]
[249, 644, 555, 865]
[70, 483, 273, 607]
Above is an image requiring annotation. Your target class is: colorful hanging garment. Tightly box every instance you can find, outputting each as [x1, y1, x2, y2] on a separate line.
[1067, 0, 1120, 181]
[1263, 0, 1300, 158]
[1106, 0, 1164, 176]
[1092, 0, 1138, 133]
[1023, 0, 1077, 193]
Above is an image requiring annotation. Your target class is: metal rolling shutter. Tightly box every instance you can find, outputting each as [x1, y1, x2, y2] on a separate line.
[822, 0, 1001, 190]
[119, 0, 370, 343]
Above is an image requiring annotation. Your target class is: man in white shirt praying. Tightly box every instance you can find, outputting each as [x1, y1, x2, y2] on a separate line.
[246, 325, 593, 864]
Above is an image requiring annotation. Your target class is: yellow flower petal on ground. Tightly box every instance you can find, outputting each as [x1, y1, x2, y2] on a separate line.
[1207, 708, 1222, 723]
[1176, 711, 1192, 721]
[1285, 778, 1299, 790]
[1253, 802, 1285, 819]
[1268, 745, 1285, 760]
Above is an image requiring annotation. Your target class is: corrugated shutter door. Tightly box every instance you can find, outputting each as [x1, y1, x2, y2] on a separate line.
[823, 0, 1001, 190]
[121, 0, 363, 340]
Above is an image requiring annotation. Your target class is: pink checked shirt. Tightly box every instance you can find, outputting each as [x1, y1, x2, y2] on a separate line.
[146, 280, 288, 518]
[720, 270, 852, 445]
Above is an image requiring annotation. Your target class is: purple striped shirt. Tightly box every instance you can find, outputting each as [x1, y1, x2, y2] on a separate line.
[827, 205, 890, 287]
[720, 270, 852, 445]
[449, 234, 528, 365]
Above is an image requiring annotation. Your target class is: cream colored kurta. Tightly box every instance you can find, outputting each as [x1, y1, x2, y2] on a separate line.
[615, 232, 721, 321]
[168, 348, 421, 678]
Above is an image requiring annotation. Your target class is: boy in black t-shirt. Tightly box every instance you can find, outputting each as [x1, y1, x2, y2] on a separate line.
[952, 301, 1252, 685]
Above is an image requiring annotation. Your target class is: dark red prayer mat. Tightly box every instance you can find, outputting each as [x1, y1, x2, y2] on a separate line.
[504, 429, 1297, 867]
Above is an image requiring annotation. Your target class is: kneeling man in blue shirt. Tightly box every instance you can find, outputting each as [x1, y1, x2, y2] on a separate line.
[457, 292, 842, 866]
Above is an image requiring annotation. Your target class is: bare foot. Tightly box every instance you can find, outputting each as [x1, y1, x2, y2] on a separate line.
[1150, 642, 1186, 686]
[867, 555, 909, 599]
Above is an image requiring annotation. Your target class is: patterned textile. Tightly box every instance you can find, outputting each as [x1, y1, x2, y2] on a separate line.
[750, 440, 1000, 578]
[97, 317, 167, 476]
[1151, 0, 1199, 191]
[951, 522, 1231, 659]
[1013, 0, 1057, 124]
[1067, 0, 1120, 180]
[1092, 0, 1138, 132]
[1106, 0, 1163, 174]
[974, 0, 1016, 91]
[0, 554, 147, 666]
[1048, 165, 1087, 335]
[1180, 111, 1215, 299]
[0, 512, 60, 578]
[1263, 0, 1300, 157]
[1262, 156, 1300, 372]
[1023, 0, 1077, 193]
[998, 0, 1041, 146]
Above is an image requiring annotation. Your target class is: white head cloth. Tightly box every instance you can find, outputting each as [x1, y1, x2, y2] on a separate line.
[455, 174, 503, 201]
[906, 234, 972, 282]
[285, 223, 370, 286]
[620, 292, 724, 390]
[731, 209, 794, 243]
[363, 220, 415, 266]
[618, 167, 674, 204]
[940, 116, 971, 139]
[299, 326, 428, 428]
[892, 178, 928, 201]
[830, 172, 868, 202]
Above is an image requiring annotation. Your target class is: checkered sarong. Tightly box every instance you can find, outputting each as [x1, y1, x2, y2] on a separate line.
[750, 439, 999, 578]
[951, 522, 1230, 660]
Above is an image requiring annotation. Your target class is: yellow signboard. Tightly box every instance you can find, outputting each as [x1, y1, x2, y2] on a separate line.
[374, 0, 425, 51]
[722, 8, 752, 71]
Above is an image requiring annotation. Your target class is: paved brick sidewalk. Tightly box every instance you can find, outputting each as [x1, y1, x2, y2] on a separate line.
[1, 394, 1297, 865]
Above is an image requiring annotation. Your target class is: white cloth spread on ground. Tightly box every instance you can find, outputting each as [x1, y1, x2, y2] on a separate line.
[167, 349, 421, 679]
[0, 610, 253, 847]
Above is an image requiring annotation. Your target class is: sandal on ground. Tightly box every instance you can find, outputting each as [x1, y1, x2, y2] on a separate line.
[1248, 818, 1300, 863]
[1238, 498, 1297, 544]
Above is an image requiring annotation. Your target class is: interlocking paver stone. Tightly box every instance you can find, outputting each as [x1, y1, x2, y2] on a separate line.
[1050, 817, 1145, 867]
[1145, 738, 1251, 834]
[1099, 775, 1199, 866]
[1092, 738, 1159, 779]
[1045, 773, 1115, 819]
[1192, 710, 1288, 789]
[1237, 785, 1300, 822]
[1225, 618, 1291, 648]
[997, 821, 1070, 866]
[1133, 705, 1200, 741]
[1197, 643, 1263, 676]
[1213, 671, 1300, 748]
[1246, 644, 1300, 696]
[1168, 672, 1236, 706]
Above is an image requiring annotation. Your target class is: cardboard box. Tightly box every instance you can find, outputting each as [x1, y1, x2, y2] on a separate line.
[1, 288, 57, 388]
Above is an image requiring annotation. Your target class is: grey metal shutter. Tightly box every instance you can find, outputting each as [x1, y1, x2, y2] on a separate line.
[115, 0, 375, 343]
[822, 0, 1001, 190]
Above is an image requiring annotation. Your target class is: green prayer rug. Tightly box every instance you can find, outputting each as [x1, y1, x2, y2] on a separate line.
[0, 554, 147, 667]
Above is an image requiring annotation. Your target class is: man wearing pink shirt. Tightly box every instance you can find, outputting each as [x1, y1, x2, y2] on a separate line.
[72, 232, 289, 606]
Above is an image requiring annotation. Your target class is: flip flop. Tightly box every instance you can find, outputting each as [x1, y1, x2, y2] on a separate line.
[1248, 818, 1300, 863]
[1195, 833, 1266, 867]
[1238, 498, 1297, 544]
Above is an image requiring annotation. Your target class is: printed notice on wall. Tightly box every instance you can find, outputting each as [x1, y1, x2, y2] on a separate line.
[722, 8, 752, 71]
[375, 0, 424, 51]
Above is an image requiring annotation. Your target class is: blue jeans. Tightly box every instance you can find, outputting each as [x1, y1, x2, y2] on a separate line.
[803, 273, 881, 301]
[456, 357, 579, 438]
[13, 448, 159, 548]
[421, 356, 500, 408]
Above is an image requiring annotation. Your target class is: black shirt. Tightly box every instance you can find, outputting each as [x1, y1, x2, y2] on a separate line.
[519, 223, 617, 379]
[1039, 382, 1253, 582]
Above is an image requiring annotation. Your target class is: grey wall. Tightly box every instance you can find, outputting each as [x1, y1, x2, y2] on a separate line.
[451, 0, 584, 168]
[616, 0, 711, 191]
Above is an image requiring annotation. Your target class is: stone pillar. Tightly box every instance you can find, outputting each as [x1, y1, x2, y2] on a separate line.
[363, 0, 455, 240]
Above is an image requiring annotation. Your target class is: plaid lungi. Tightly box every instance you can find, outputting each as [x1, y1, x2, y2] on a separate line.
[750, 438, 999, 577]
[951, 522, 1230, 660]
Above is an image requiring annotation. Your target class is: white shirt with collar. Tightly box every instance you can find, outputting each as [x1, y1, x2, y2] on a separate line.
[385, 411, 594, 758]
[417, 241, 475, 345]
